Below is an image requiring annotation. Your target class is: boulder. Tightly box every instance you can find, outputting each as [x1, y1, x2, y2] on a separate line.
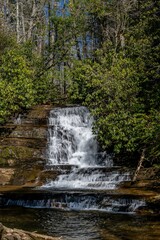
[0, 223, 61, 240]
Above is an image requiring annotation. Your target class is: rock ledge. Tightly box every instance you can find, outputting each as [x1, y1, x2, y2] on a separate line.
[0, 223, 61, 240]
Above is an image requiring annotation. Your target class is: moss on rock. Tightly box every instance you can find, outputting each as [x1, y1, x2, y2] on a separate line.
[0, 105, 52, 186]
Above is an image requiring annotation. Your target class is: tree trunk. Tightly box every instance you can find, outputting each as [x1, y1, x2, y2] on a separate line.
[48, 1, 51, 49]
[133, 148, 146, 181]
[27, 0, 36, 40]
[21, 3, 26, 42]
[16, 0, 20, 42]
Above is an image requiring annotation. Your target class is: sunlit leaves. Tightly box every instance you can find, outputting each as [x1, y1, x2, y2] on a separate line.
[0, 49, 34, 123]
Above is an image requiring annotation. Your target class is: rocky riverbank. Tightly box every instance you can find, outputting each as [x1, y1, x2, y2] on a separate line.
[0, 223, 61, 240]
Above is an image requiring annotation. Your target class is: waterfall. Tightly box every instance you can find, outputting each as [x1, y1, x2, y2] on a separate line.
[44, 106, 130, 190]
[47, 106, 100, 167]
[38, 106, 145, 213]
[1, 106, 146, 214]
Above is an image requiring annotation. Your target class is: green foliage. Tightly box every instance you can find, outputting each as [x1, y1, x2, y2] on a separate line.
[68, 60, 94, 103]
[0, 0, 160, 167]
[0, 49, 35, 123]
[33, 72, 57, 104]
[0, 27, 57, 124]
[69, 47, 160, 163]
[67, 0, 160, 166]
[49, 13, 75, 63]
[0, 27, 16, 55]
[126, 0, 160, 111]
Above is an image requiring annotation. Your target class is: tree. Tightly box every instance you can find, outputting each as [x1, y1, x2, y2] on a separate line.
[0, 49, 34, 123]
[126, 0, 160, 111]
[0, 0, 160, 170]
[68, 0, 160, 169]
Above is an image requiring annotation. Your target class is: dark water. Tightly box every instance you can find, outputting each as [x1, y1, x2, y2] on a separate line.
[0, 207, 160, 240]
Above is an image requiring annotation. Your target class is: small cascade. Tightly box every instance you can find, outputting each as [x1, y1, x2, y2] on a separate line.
[46, 167, 131, 190]
[3, 194, 145, 213]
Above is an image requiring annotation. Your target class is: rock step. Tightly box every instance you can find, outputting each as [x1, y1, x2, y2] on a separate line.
[5, 123, 48, 128]
[0, 137, 47, 148]
[45, 164, 133, 172]
[41, 167, 132, 183]
[0, 148, 45, 160]
[39, 187, 153, 199]
[45, 164, 79, 170]
[9, 126, 47, 138]
[47, 176, 131, 183]
[0, 187, 157, 199]
[6, 118, 48, 126]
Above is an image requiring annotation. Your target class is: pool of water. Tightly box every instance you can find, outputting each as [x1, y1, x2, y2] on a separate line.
[0, 207, 160, 240]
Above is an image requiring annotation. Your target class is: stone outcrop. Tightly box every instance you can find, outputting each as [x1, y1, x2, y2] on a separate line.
[0, 223, 61, 240]
[0, 105, 53, 186]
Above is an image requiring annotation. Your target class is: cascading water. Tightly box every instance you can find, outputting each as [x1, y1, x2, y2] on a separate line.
[39, 106, 145, 213]
[45, 106, 131, 190]
[1, 106, 146, 213]
[48, 106, 103, 167]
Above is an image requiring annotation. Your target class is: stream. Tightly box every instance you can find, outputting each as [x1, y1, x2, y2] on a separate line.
[0, 207, 160, 240]
[0, 106, 160, 239]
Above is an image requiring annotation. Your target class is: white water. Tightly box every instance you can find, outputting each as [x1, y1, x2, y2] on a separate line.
[48, 106, 103, 167]
[44, 106, 130, 190]
[5, 197, 145, 213]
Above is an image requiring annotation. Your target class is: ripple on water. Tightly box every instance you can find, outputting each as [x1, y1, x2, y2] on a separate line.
[0, 207, 160, 240]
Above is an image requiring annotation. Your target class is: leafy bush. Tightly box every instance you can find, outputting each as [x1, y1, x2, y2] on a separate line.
[0, 49, 35, 123]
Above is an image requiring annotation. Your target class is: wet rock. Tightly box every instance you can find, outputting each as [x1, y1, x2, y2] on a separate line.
[0, 223, 61, 240]
[38, 169, 61, 184]
[0, 169, 15, 185]
[146, 194, 160, 214]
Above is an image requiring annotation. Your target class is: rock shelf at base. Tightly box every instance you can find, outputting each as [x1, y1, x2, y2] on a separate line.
[0, 223, 62, 240]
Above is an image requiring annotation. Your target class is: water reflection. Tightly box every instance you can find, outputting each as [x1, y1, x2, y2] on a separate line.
[0, 207, 160, 240]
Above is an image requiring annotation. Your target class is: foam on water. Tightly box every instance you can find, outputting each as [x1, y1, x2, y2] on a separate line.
[48, 106, 100, 167]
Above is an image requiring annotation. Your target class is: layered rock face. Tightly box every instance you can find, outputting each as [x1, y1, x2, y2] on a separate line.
[0, 105, 53, 187]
